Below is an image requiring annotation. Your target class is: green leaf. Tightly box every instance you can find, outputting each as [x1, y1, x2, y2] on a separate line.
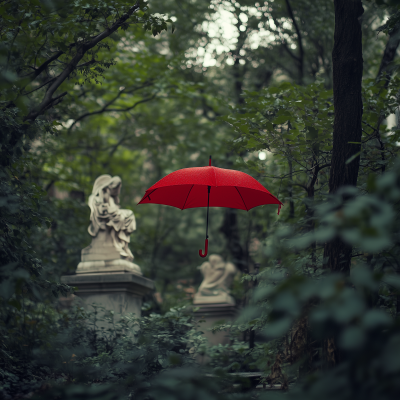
[383, 274, 400, 289]
[262, 317, 292, 338]
[306, 126, 318, 140]
[339, 326, 366, 350]
[246, 138, 258, 148]
[264, 121, 274, 130]
[362, 309, 392, 330]
[8, 298, 22, 311]
[273, 115, 289, 125]
[345, 151, 361, 164]
[0, 279, 15, 301]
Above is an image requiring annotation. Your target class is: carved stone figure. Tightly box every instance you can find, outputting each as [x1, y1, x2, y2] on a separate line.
[76, 175, 141, 275]
[193, 255, 238, 305]
[88, 175, 136, 260]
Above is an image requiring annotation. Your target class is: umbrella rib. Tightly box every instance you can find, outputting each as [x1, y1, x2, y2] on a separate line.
[235, 187, 248, 211]
[146, 188, 157, 201]
[181, 184, 194, 210]
[212, 166, 218, 186]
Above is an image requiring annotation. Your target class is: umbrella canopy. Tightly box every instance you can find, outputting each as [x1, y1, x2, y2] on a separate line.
[138, 157, 283, 257]
[138, 166, 282, 211]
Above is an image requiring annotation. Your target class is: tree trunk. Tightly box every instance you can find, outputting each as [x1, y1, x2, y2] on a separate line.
[232, 27, 247, 105]
[323, 0, 364, 273]
[377, 24, 400, 87]
[373, 24, 400, 174]
[220, 208, 247, 271]
[288, 156, 295, 220]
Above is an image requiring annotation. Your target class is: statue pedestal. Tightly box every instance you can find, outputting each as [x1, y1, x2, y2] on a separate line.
[76, 259, 142, 275]
[60, 271, 154, 327]
[77, 230, 141, 275]
[193, 296, 238, 347]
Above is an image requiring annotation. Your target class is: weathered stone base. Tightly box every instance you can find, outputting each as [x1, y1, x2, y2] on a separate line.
[193, 302, 238, 347]
[61, 272, 154, 329]
[81, 229, 135, 264]
[193, 292, 235, 305]
[76, 259, 142, 275]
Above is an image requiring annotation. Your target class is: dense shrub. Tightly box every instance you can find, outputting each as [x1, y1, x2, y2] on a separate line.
[0, 304, 206, 399]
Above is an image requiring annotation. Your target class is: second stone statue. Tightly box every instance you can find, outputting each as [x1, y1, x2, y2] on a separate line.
[194, 254, 238, 305]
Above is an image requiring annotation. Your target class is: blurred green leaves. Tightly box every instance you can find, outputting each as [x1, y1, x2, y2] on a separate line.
[287, 163, 400, 254]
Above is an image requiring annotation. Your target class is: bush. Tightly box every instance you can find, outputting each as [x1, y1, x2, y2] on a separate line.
[0, 304, 207, 399]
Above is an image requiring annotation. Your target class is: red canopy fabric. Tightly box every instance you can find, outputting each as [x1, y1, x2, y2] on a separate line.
[138, 166, 283, 212]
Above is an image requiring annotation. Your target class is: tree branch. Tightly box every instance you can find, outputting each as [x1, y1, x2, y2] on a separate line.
[24, 2, 141, 122]
[42, 91, 68, 112]
[95, 93, 159, 113]
[22, 76, 57, 95]
[285, 0, 304, 83]
[68, 83, 155, 131]
[312, 163, 330, 171]
[33, 36, 49, 69]
[376, 23, 400, 87]
[22, 51, 64, 79]
[281, 41, 301, 62]
[76, 59, 97, 69]
[292, 182, 308, 191]
[307, 164, 320, 193]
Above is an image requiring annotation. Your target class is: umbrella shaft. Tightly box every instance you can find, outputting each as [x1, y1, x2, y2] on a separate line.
[206, 186, 210, 238]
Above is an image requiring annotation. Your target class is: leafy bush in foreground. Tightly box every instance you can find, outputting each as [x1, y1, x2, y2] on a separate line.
[0, 305, 206, 399]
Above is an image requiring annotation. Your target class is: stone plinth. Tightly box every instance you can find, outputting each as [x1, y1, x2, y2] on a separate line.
[193, 292, 235, 306]
[76, 259, 142, 275]
[61, 272, 154, 325]
[76, 230, 142, 275]
[193, 302, 237, 347]
[82, 230, 121, 261]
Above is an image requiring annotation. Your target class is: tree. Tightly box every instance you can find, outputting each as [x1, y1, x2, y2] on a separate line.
[323, 0, 364, 274]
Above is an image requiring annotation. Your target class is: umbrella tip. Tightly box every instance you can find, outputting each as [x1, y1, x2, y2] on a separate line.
[209, 155, 211, 166]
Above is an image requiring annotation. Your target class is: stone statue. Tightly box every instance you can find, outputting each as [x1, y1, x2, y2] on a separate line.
[76, 175, 141, 275]
[193, 255, 238, 305]
[88, 175, 136, 260]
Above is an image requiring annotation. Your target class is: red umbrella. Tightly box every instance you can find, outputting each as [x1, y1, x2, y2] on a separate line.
[138, 157, 283, 257]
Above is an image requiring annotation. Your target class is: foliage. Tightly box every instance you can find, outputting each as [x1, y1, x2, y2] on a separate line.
[0, 304, 206, 399]
[372, 0, 400, 34]
[250, 266, 400, 400]
[224, 156, 400, 399]
[226, 80, 333, 207]
[204, 340, 267, 373]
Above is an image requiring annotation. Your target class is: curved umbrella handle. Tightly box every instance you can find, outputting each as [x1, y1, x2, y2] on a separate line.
[199, 238, 208, 258]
